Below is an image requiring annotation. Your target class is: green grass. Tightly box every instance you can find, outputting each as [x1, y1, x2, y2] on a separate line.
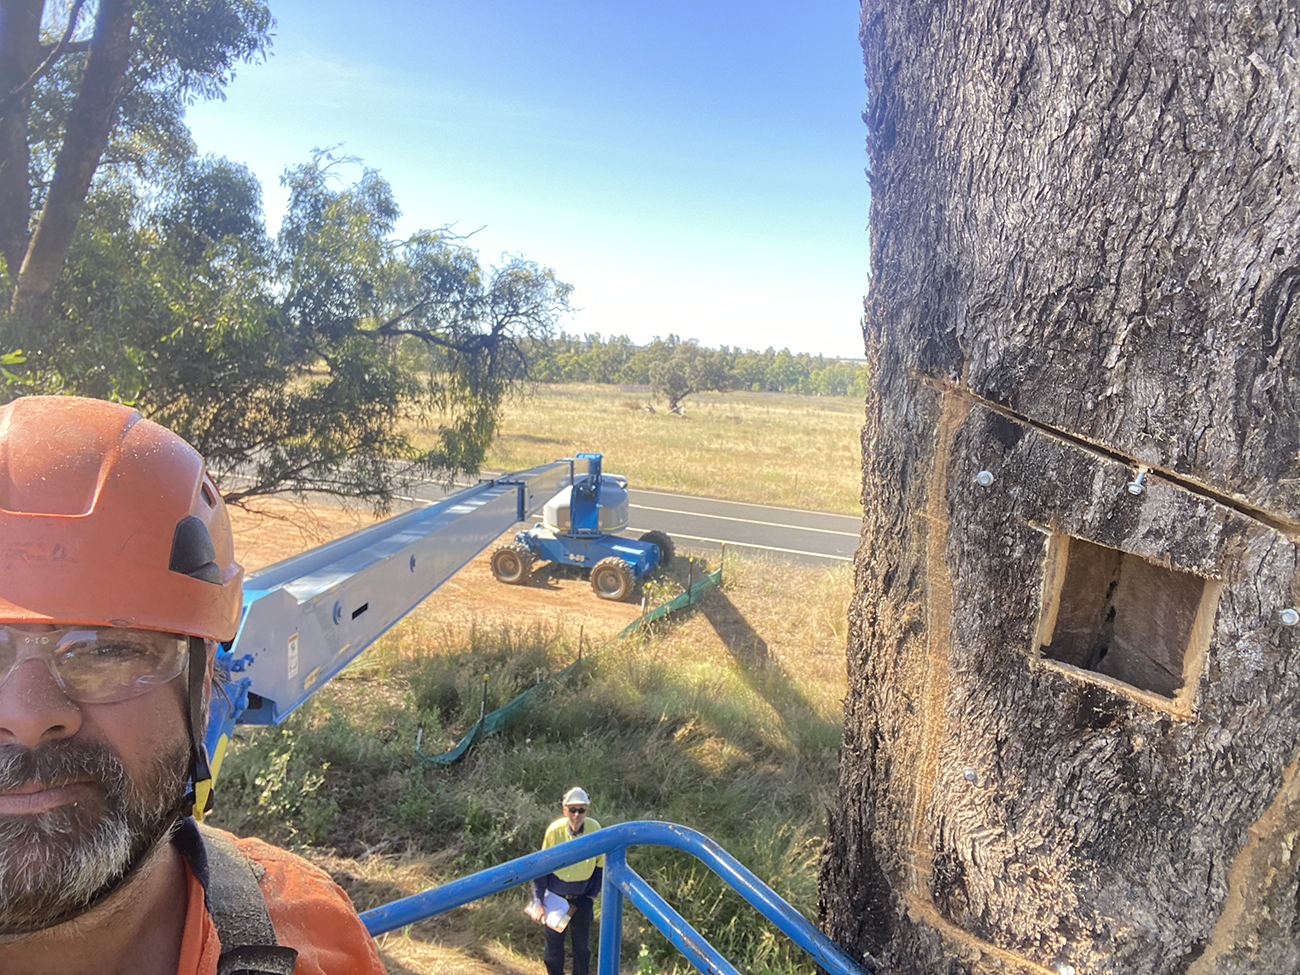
[410, 383, 866, 514]
[209, 553, 852, 975]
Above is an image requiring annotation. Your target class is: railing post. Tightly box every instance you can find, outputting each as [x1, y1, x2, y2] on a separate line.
[598, 845, 627, 975]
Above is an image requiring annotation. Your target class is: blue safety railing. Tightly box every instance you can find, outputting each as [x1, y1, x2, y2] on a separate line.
[360, 820, 869, 975]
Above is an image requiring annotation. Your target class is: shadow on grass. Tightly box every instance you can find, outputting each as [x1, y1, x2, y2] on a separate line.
[501, 431, 571, 445]
[695, 586, 837, 741]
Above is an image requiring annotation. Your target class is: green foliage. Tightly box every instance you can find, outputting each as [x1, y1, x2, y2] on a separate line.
[646, 339, 730, 411]
[132, 0, 274, 101]
[0, 349, 24, 385]
[528, 332, 870, 403]
[1, 149, 571, 507]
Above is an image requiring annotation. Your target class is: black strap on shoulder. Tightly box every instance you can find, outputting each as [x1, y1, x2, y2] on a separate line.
[175, 819, 299, 975]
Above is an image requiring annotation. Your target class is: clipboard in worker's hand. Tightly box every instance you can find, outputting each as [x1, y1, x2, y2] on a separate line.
[525, 891, 573, 931]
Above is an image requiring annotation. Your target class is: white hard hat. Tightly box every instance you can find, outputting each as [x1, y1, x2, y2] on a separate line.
[563, 787, 590, 806]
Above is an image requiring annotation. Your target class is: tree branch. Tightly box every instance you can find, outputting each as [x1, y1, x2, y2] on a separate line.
[39, 39, 92, 57]
[0, 0, 43, 273]
[8, 0, 90, 103]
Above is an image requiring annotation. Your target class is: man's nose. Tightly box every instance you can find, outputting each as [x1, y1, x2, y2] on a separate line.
[0, 658, 83, 748]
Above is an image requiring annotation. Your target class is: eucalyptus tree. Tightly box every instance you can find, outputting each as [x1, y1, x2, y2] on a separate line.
[0, 0, 271, 318]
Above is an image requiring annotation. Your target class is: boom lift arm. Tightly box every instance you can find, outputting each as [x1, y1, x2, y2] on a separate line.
[202, 460, 574, 793]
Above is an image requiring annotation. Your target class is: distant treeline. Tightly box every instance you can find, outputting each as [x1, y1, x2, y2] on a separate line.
[526, 333, 870, 399]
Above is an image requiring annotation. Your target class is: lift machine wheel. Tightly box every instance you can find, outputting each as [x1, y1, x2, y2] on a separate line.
[490, 543, 534, 585]
[589, 557, 634, 601]
[638, 529, 675, 567]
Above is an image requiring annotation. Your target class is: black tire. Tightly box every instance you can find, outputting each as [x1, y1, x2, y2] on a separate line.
[490, 543, 533, 585]
[590, 557, 634, 601]
[638, 529, 675, 568]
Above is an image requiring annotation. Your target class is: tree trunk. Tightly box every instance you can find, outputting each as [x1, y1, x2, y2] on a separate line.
[0, 0, 43, 276]
[822, 2, 1300, 974]
[12, 0, 134, 320]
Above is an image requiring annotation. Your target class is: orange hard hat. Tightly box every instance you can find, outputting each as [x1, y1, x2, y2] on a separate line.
[0, 396, 243, 641]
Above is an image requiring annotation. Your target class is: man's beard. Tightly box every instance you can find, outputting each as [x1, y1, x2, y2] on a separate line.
[0, 737, 189, 934]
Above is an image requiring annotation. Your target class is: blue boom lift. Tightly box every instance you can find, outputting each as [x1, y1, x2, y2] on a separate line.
[489, 452, 674, 601]
[198, 457, 867, 975]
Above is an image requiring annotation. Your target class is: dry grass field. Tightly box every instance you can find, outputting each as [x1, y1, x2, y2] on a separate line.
[408, 384, 866, 515]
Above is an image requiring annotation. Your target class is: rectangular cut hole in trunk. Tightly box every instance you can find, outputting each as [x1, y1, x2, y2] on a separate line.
[1039, 536, 1206, 699]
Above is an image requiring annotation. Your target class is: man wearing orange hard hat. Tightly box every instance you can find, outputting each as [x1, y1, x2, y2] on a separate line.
[0, 396, 385, 975]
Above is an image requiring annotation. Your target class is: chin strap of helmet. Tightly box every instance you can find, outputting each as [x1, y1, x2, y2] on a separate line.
[184, 635, 215, 821]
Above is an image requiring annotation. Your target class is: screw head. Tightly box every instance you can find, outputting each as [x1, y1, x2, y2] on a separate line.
[963, 767, 978, 783]
[975, 470, 995, 487]
[1281, 608, 1300, 627]
[1127, 480, 1144, 495]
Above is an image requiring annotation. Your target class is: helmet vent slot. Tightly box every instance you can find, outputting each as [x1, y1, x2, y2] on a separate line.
[170, 515, 222, 584]
[200, 484, 216, 507]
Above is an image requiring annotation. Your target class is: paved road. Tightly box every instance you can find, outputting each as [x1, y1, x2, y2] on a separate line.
[393, 478, 861, 566]
[625, 488, 859, 566]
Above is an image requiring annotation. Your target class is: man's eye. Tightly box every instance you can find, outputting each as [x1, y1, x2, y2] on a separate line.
[63, 642, 151, 663]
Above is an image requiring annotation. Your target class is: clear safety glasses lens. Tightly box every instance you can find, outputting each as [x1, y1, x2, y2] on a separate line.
[0, 626, 189, 704]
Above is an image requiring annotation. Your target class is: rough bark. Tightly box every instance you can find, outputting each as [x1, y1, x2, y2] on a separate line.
[0, 0, 43, 275]
[11, 0, 135, 319]
[823, 2, 1300, 974]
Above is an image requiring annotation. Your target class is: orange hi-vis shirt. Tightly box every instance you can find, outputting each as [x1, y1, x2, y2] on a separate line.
[175, 830, 386, 975]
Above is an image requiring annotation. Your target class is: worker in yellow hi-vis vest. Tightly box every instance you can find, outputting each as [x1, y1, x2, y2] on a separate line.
[527, 787, 605, 975]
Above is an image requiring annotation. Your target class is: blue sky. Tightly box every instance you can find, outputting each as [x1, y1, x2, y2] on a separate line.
[185, 1, 870, 358]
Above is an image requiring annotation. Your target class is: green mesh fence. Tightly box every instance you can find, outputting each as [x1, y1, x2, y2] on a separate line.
[416, 560, 722, 765]
[617, 565, 722, 640]
[416, 658, 585, 766]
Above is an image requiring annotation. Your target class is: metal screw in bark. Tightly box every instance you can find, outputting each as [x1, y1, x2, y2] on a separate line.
[1281, 608, 1300, 627]
[1127, 471, 1147, 495]
[975, 470, 995, 487]
[963, 767, 978, 783]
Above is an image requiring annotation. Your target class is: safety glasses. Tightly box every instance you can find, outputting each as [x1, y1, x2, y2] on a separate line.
[0, 626, 189, 704]
[567, 806, 588, 815]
